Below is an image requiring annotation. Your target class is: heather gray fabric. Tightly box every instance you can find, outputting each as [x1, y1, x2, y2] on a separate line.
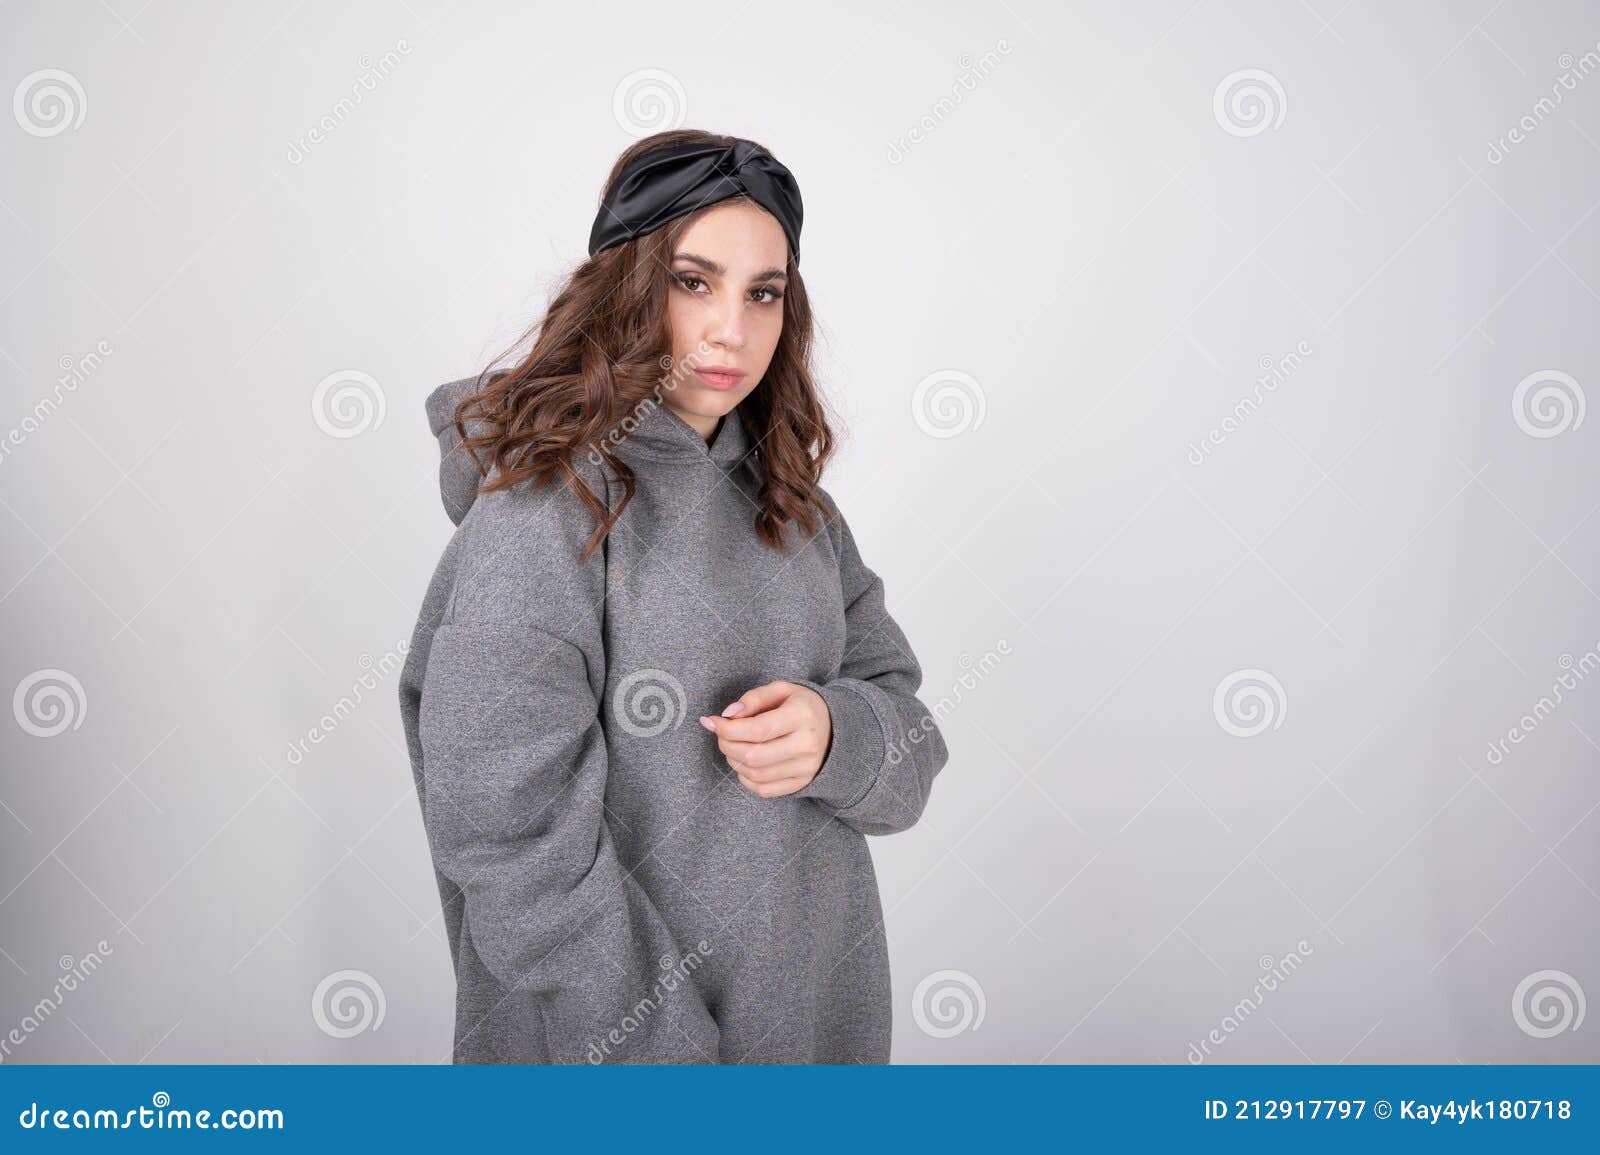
[398, 375, 949, 1064]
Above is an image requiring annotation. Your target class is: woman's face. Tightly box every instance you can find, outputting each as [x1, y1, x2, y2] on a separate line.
[661, 200, 789, 435]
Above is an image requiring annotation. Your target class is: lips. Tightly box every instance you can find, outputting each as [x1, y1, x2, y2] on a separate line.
[694, 367, 746, 390]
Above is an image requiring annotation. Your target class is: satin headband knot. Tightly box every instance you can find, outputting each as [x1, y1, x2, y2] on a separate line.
[588, 140, 804, 265]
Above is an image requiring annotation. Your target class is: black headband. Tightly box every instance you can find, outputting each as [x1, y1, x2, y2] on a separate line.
[587, 139, 804, 265]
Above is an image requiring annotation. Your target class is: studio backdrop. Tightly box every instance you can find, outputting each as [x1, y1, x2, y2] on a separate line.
[2, 0, 1597, 1063]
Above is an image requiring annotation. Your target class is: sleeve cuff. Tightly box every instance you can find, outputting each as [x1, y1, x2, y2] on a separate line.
[789, 678, 887, 811]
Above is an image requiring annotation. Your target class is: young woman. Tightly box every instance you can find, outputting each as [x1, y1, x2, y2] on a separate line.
[398, 130, 950, 1064]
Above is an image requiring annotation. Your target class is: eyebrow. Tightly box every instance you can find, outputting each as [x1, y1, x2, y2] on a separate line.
[672, 251, 788, 282]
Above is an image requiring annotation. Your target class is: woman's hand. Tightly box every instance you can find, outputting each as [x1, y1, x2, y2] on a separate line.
[698, 680, 832, 798]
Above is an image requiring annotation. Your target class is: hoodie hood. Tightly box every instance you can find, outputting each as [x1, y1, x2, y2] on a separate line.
[608, 395, 754, 466]
[425, 375, 758, 525]
[426, 375, 490, 527]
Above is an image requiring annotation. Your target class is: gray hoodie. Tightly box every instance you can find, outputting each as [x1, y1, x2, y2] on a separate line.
[398, 376, 950, 1064]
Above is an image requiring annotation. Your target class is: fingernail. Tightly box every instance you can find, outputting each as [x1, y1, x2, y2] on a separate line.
[698, 716, 715, 730]
[721, 702, 745, 717]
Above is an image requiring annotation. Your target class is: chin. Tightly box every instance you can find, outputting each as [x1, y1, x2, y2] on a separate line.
[682, 382, 754, 414]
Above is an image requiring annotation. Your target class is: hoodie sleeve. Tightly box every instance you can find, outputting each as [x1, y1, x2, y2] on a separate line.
[790, 496, 950, 836]
[415, 463, 720, 1063]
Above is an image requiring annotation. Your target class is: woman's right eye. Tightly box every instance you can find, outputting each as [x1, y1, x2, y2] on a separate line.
[675, 274, 707, 293]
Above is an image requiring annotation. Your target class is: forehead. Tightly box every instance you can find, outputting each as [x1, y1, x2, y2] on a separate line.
[675, 200, 788, 271]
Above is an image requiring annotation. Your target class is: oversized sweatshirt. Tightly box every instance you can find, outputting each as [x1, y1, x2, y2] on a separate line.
[397, 376, 950, 1064]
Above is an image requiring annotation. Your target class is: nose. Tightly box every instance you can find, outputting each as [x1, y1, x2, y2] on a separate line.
[706, 295, 746, 353]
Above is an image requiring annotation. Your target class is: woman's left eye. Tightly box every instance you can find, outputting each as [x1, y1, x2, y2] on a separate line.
[751, 286, 784, 305]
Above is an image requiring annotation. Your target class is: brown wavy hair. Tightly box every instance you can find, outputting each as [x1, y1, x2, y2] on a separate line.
[446, 129, 836, 561]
